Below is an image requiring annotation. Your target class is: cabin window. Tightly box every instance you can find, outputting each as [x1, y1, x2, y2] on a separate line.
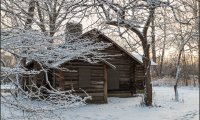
[78, 68, 91, 88]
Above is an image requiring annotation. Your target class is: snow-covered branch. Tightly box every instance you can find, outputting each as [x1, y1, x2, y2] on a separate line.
[1, 26, 111, 119]
[1, 27, 111, 68]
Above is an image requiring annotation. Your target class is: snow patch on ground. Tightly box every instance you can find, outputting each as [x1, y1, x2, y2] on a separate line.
[1, 86, 199, 120]
[61, 86, 199, 120]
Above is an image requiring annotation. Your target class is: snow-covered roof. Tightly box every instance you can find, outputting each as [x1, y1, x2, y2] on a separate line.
[51, 29, 157, 67]
[84, 29, 157, 66]
[131, 52, 157, 66]
[51, 59, 117, 69]
[51, 60, 69, 68]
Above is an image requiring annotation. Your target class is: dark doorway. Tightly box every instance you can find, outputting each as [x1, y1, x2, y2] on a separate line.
[79, 68, 91, 88]
[107, 68, 120, 90]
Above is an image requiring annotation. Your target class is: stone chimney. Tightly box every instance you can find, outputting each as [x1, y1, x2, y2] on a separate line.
[65, 22, 82, 41]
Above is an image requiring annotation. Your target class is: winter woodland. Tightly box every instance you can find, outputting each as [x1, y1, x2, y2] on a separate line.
[1, 0, 199, 120]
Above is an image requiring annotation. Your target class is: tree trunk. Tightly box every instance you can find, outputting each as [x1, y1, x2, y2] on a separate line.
[141, 7, 155, 106]
[174, 50, 182, 101]
[143, 44, 152, 106]
[174, 84, 178, 101]
[103, 3, 155, 106]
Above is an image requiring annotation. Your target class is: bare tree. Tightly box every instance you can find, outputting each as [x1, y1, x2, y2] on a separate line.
[91, 0, 199, 104]
[1, 1, 112, 119]
[151, 7, 158, 77]
[93, 0, 163, 106]
[1, 0, 89, 36]
[92, 0, 193, 106]
[159, 8, 167, 77]
[1, 27, 111, 120]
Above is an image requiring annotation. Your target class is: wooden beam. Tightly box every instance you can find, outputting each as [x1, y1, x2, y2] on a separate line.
[59, 70, 64, 91]
[103, 65, 108, 103]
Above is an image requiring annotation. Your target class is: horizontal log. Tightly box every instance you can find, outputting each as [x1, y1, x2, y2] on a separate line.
[63, 85, 78, 90]
[135, 74, 145, 76]
[119, 73, 131, 76]
[135, 71, 144, 73]
[135, 70, 145, 72]
[62, 77, 78, 80]
[62, 66, 103, 69]
[90, 77, 104, 80]
[64, 81, 78, 85]
[135, 79, 144, 81]
[120, 83, 130, 86]
[119, 69, 131, 72]
[90, 85, 104, 89]
[91, 70, 104, 74]
[90, 74, 104, 77]
[119, 78, 130, 81]
[135, 76, 145, 79]
[90, 96, 104, 101]
[63, 73, 78, 76]
[77, 92, 104, 97]
[68, 64, 102, 67]
[135, 81, 144, 83]
[75, 88, 104, 93]
[135, 76, 144, 78]
[91, 81, 104, 85]
[107, 62, 133, 66]
[91, 76, 104, 79]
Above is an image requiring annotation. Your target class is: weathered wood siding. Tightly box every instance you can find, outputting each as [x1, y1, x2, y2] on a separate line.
[134, 64, 145, 91]
[23, 30, 146, 103]
[54, 61, 106, 103]
[102, 47, 136, 92]
[81, 30, 145, 95]
[98, 36, 145, 93]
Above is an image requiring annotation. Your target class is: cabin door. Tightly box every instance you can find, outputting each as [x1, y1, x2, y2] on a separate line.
[107, 68, 120, 90]
[79, 68, 91, 88]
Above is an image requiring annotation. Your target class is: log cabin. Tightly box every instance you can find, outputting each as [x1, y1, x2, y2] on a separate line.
[23, 23, 157, 103]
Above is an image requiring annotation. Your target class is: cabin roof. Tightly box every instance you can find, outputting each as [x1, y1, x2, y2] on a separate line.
[51, 29, 157, 67]
[82, 29, 157, 66]
[51, 59, 116, 69]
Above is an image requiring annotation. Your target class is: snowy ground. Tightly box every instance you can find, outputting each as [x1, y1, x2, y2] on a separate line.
[1, 86, 199, 120]
[62, 86, 199, 120]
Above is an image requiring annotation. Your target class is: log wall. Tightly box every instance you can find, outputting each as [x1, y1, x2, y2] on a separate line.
[81, 30, 145, 94]
[23, 31, 146, 103]
[99, 36, 145, 93]
[54, 61, 106, 103]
